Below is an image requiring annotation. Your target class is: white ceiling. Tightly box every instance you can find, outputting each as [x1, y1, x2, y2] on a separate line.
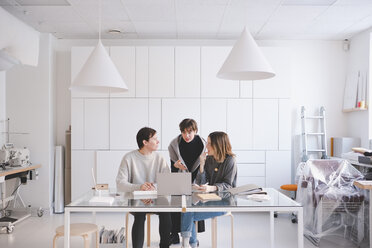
[1, 0, 372, 40]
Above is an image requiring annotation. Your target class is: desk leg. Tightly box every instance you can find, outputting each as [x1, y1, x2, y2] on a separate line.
[297, 208, 303, 248]
[64, 209, 70, 248]
[370, 190, 372, 248]
[0, 176, 5, 211]
[270, 211, 274, 248]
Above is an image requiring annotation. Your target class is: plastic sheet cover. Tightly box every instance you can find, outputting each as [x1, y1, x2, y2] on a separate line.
[296, 159, 365, 246]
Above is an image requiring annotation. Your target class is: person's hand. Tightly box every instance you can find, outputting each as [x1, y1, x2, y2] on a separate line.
[141, 199, 153, 205]
[140, 182, 156, 191]
[199, 152, 207, 173]
[200, 184, 217, 192]
[174, 160, 187, 170]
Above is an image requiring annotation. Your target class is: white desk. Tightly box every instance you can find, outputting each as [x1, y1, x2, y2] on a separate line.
[0, 164, 41, 233]
[64, 188, 303, 248]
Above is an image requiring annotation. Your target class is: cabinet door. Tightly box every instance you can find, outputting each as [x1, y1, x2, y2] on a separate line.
[136, 47, 149, 97]
[110, 46, 135, 97]
[175, 47, 200, 97]
[201, 46, 239, 98]
[71, 99, 84, 149]
[71, 151, 95, 201]
[266, 151, 291, 189]
[84, 99, 109, 149]
[71, 46, 109, 97]
[253, 99, 278, 150]
[110, 99, 149, 149]
[149, 47, 174, 97]
[227, 99, 253, 149]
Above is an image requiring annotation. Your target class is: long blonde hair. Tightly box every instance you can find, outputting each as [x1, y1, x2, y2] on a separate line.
[209, 132, 234, 163]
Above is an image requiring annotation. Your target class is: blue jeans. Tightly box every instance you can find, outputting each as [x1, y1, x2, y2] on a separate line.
[181, 212, 225, 247]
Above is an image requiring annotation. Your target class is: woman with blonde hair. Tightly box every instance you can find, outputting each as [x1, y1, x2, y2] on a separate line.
[180, 131, 237, 248]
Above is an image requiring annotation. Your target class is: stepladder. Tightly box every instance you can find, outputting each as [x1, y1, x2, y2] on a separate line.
[301, 106, 329, 162]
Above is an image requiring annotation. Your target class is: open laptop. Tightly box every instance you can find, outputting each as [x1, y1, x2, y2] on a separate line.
[157, 173, 192, 195]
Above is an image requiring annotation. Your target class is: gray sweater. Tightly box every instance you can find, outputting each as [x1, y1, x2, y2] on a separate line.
[116, 150, 170, 192]
[196, 155, 237, 192]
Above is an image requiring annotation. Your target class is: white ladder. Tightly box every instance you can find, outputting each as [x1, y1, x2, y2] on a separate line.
[301, 106, 328, 162]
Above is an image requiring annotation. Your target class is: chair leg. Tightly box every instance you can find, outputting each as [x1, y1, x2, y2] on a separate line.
[95, 230, 99, 248]
[82, 234, 89, 248]
[230, 214, 234, 248]
[53, 234, 59, 248]
[146, 213, 151, 247]
[125, 213, 129, 248]
[211, 217, 217, 248]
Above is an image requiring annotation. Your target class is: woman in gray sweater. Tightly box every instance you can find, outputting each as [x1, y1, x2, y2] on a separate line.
[180, 131, 237, 248]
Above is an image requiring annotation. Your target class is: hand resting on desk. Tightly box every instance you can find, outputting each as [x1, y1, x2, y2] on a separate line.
[140, 182, 156, 191]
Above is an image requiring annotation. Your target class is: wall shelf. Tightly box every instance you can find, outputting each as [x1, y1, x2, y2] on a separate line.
[342, 107, 368, 113]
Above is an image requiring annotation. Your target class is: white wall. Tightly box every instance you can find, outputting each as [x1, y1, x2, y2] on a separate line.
[290, 41, 347, 173]
[0, 71, 5, 146]
[344, 28, 372, 148]
[5, 34, 54, 210]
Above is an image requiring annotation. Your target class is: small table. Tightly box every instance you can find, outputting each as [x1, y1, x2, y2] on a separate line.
[354, 180, 372, 248]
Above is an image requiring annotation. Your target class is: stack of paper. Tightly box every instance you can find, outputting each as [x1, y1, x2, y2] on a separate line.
[89, 196, 115, 205]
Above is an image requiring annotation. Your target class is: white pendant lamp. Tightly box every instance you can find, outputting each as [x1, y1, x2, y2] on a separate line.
[70, 0, 128, 93]
[217, 27, 275, 80]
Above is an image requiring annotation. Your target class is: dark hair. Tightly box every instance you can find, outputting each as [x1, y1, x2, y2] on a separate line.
[208, 131, 234, 163]
[179, 119, 198, 133]
[136, 127, 157, 149]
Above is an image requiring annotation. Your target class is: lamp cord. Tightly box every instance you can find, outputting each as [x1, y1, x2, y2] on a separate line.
[99, 0, 101, 41]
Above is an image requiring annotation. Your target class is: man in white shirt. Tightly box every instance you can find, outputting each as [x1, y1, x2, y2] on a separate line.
[116, 127, 171, 248]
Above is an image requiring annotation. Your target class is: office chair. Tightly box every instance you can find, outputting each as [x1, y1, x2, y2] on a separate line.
[279, 184, 298, 223]
[125, 212, 153, 247]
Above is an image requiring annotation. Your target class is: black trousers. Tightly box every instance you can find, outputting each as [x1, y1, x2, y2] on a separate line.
[132, 212, 171, 248]
[171, 212, 205, 234]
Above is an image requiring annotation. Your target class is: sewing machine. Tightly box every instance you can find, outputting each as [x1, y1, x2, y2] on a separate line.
[0, 144, 30, 167]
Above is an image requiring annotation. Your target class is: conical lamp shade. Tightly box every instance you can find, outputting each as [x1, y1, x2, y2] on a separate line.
[70, 41, 128, 92]
[217, 28, 275, 80]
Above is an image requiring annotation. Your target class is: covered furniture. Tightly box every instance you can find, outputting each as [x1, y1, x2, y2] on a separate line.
[296, 159, 365, 246]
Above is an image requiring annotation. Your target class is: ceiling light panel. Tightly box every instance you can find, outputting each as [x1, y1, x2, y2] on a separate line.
[0, 0, 70, 6]
[133, 21, 177, 34]
[282, 0, 337, 6]
[176, 4, 226, 22]
[123, 1, 175, 21]
[270, 6, 327, 22]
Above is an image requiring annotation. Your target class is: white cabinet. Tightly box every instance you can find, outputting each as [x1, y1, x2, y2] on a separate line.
[84, 99, 109, 149]
[253, 47, 292, 99]
[200, 99, 226, 138]
[227, 99, 253, 150]
[97, 151, 127, 188]
[253, 99, 278, 150]
[240, 81, 253, 98]
[234, 151, 265, 163]
[136, 47, 149, 97]
[279, 99, 291, 150]
[149, 47, 174, 97]
[161, 99, 200, 150]
[201, 46, 239, 98]
[175, 47, 200, 97]
[71, 46, 109, 97]
[71, 151, 95, 201]
[110, 98, 149, 149]
[149, 98, 162, 144]
[237, 177, 265, 187]
[71, 99, 84, 149]
[237, 164, 265, 177]
[110, 46, 136, 98]
[266, 151, 291, 189]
